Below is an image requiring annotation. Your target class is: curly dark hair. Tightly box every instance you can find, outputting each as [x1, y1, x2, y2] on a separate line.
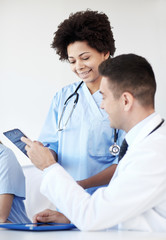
[51, 10, 116, 61]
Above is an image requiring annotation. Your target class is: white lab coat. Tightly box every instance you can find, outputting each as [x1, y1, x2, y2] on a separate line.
[40, 113, 166, 231]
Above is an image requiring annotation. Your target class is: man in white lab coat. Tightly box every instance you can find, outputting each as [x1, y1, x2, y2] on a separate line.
[22, 53, 166, 232]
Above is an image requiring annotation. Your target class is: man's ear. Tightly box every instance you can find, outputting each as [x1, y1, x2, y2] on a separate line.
[121, 92, 134, 112]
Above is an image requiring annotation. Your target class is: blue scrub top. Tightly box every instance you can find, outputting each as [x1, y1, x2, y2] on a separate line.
[39, 82, 124, 194]
[0, 144, 30, 223]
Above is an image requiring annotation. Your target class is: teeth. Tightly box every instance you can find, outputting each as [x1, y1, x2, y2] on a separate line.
[78, 71, 88, 74]
[78, 70, 91, 78]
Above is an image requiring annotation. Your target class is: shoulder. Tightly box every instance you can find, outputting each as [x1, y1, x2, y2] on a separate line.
[56, 81, 82, 97]
[127, 124, 166, 167]
[0, 144, 15, 161]
[0, 144, 21, 170]
[51, 81, 82, 105]
[148, 123, 166, 143]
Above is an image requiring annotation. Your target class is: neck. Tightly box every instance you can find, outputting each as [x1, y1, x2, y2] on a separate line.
[86, 79, 101, 94]
[124, 108, 155, 133]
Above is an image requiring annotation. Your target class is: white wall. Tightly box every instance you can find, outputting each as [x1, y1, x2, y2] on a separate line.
[1, 0, 166, 165]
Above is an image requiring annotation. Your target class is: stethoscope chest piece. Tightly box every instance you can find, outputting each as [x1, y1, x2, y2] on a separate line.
[109, 143, 120, 156]
[109, 128, 120, 156]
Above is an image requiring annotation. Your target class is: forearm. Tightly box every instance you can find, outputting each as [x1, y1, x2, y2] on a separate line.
[40, 163, 133, 231]
[77, 164, 117, 189]
[0, 194, 13, 223]
[41, 161, 166, 231]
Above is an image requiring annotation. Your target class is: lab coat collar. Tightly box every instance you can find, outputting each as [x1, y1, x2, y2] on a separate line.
[126, 113, 163, 148]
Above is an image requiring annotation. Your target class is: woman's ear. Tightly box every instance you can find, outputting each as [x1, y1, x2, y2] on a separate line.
[121, 92, 134, 112]
[104, 51, 110, 60]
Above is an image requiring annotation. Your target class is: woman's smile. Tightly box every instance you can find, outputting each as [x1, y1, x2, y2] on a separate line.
[77, 69, 92, 79]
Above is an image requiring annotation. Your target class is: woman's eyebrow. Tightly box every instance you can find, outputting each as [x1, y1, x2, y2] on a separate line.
[68, 52, 90, 59]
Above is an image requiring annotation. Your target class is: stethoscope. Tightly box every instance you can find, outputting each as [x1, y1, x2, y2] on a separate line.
[57, 80, 120, 156]
[109, 128, 120, 156]
[57, 81, 84, 131]
[148, 118, 165, 135]
[109, 118, 165, 156]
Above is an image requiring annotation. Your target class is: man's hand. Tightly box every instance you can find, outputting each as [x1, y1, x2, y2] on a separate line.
[21, 137, 56, 170]
[33, 209, 70, 224]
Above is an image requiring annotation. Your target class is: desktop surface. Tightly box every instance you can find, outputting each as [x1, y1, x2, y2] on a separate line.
[1, 228, 166, 240]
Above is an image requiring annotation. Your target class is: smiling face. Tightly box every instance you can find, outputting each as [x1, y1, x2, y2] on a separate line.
[67, 41, 109, 93]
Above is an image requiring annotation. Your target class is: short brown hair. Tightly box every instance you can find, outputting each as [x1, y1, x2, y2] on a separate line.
[99, 54, 156, 107]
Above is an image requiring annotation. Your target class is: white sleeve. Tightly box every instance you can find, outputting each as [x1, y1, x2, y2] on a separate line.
[40, 147, 166, 231]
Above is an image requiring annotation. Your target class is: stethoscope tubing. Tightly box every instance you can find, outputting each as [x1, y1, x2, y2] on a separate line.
[58, 81, 83, 131]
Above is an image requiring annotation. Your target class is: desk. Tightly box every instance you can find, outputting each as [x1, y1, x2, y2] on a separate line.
[1, 228, 166, 240]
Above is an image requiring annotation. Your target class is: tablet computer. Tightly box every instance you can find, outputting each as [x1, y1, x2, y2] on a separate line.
[0, 222, 76, 231]
[3, 128, 28, 156]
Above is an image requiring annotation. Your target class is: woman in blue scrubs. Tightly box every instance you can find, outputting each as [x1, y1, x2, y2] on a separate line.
[38, 10, 124, 194]
[0, 141, 30, 223]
